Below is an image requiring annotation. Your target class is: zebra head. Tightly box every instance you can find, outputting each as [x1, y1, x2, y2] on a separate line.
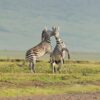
[41, 26, 60, 41]
[41, 27, 50, 41]
[52, 26, 60, 38]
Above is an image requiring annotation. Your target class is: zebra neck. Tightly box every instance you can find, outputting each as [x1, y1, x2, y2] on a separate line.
[46, 39, 51, 43]
[56, 41, 60, 44]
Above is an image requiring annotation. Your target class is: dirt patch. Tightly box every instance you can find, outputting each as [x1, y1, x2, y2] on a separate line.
[91, 81, 100, 86]
[0, 80, 66, 88]
[17, 81, 47, 88]
[0, 81, 16, 87]
[0, 92, 100, 100]
[0, 80, 46, 88]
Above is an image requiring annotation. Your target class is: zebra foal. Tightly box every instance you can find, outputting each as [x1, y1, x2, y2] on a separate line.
[50, 37, 70, 73]
[26, 27, 60, 73]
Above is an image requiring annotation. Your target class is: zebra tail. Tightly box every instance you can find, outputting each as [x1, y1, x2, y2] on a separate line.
[62, 48, 70, 59]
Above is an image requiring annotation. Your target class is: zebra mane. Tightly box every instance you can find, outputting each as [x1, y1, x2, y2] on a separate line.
[52, 26, 59, 32]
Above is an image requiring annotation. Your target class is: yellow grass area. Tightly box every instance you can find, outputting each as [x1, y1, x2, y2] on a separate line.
[0, 60, 100, 97]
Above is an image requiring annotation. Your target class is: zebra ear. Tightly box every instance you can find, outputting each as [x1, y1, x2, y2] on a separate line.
[57, 26, 60, 31]
[52, 26, 56, 32]
[55, 26, 60, 32]
[44, 27, 47, 32]
[52, 26, 60, 32]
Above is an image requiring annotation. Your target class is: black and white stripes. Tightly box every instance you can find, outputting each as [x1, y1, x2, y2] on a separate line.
[25, 27, 60, 72]
[25, 26, 70, 73]
[50, 37, 70, 73]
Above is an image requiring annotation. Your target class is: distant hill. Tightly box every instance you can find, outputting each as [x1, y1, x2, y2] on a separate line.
[0, 0, 100, 52]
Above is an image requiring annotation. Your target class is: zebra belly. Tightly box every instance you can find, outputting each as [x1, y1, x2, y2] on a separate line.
[52, 54, 62, 61]
[36, 50, 46, 57]
[55, 60, 61, 64]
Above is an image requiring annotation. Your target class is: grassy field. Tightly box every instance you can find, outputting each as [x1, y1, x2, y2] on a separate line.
[0, 60, 100, 97]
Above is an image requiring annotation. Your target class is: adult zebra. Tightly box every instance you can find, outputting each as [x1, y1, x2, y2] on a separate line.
[50, 37, 70, 73]
[25, 27, 60, 73]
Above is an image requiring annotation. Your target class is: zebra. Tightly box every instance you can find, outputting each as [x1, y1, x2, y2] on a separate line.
[25, 26, 60, 73]
[50, 37, 70, 73]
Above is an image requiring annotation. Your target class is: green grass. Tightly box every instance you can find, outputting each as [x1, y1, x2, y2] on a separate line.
[0, 60, 100, 97]
[0, 85, 100, 97]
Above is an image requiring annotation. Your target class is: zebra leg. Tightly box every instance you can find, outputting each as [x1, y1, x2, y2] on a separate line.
[30, 62, 34, 73]
[31, 62, 35, 73]
[51, 62, 56, 73]
[53, 62, 57, 73]
[30, 61, 35, 73]
[29, 62, 31, 70]
[57, 63, 62, 72]
[57, 59, 63, 72]
[29, 56, 36, 73]
[31, 56, 36, 73]
[28, 61, 34, 73]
